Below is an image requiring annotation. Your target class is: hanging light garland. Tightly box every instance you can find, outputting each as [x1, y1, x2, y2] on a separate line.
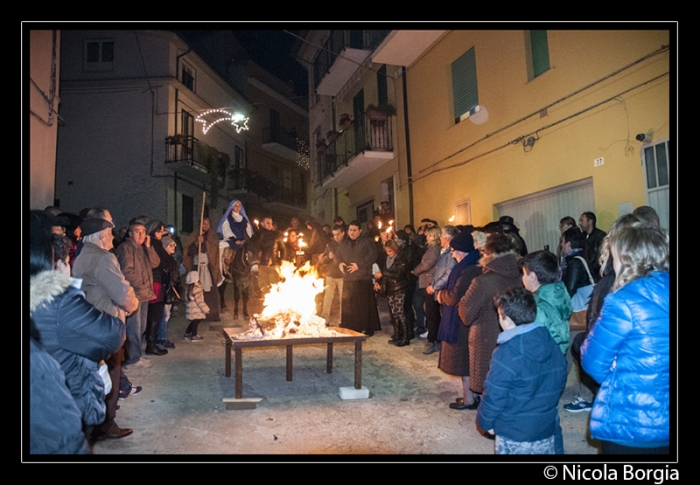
[195, 108, 250, 134]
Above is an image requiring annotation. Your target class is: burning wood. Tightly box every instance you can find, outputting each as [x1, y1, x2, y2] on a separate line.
[233, 261, 347, 340]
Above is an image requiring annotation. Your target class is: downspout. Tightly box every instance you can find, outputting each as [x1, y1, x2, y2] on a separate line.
[401, 66, 414, 226]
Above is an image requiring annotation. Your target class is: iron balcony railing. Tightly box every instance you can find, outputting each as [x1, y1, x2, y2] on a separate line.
[228, 168, 307, 209]
[262, 126, 304, 152]
[165, 134, 205, 170]
[319, 112, 393, 181]
[165, 135, 307, 209]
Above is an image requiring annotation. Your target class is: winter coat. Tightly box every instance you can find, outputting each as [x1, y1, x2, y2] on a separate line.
[413, 244, 440, 289]
[458, 252, 523, 394]
[431, 248, 457, 294]
[249, 227, 286, 267]
[321, 238, 344, 279]
[561, 250, 593, 298]
[376, 249, 412, 296]
[30, 270, 126, 426]
[335, 235, 378, 282]
[436, 251, 481, 345]
[29, 337, 90, 454]
[584, 227, 607, 281]
[436, 251, 482, 377]
[581, 271, 670, 447]
[72, 241, 138, 323]
[533, 282, 573, 354]
[115, 237, 160, 302]
[186, 281, 210, 321]
[477, 323, 567, 442]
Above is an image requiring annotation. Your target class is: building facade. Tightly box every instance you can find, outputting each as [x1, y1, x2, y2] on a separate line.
[55, 30, 309, 236]
[299, 28, 672, 249]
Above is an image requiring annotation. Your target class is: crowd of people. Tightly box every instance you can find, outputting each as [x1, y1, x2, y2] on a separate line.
[29, 201, 670, 456]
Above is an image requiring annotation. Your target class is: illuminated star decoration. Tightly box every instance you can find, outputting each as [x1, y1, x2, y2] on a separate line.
[195, 108, 250, 134]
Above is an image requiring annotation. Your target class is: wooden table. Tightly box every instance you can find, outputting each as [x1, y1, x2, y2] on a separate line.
[223, 327, 367, 403]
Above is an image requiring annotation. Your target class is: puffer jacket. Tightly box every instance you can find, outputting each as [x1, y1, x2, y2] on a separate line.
[533, 282, 573, 354]
[581, 271, 670, 446]
[30, 270, 126, 426]
[30, 337, 90, 454]
[477, 323, 567, 442]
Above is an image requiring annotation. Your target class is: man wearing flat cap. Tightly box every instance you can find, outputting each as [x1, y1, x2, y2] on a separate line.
[73, 215, 139, 440]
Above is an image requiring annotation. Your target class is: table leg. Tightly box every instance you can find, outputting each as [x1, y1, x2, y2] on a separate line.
[354, 340, 362, 389]
[286, 345, 293, 381]
[225, 337, 231, 378]
[326, 343, 333, 374]
[235, 346, 243, 399]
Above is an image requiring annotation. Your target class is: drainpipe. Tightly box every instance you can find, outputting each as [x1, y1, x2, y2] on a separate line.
[401, 66, 414, 226]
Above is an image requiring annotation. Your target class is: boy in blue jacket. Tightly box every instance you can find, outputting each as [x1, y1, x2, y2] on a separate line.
[477, 287, 567, 454]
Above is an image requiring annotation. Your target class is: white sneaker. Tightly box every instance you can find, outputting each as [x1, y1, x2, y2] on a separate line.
[125, 358, 151, 369]
[419, 331, 429, 339]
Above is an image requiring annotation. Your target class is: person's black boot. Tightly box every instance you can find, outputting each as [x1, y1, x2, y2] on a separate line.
[145, 319, 167, 355]
[395, 318, 410, 347]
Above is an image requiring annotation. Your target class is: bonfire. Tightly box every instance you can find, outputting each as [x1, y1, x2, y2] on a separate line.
[234, 261, 346, 340]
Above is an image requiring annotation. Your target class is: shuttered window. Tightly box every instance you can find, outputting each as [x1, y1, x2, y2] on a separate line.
[452, 47, 478, 124]
[530, 30, 550, 78]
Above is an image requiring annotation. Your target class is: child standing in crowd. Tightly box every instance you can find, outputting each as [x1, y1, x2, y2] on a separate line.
[184, 270, 209, 341]
[477, 287, 567, 454]
[518, 249, 573, 454]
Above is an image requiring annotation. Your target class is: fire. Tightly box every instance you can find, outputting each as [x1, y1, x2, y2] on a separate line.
[235, 261, 346, 340]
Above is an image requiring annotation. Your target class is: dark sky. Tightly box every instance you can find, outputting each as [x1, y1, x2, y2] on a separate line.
[231, 30, 308, 99]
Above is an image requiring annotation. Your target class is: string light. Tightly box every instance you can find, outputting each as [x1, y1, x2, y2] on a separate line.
[195, 108, 250, 134]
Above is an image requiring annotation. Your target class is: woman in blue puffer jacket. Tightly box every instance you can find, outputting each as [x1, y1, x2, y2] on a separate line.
[581, 221, 670, 454]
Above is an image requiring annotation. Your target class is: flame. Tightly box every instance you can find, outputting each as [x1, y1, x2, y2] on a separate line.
[377, 221, 382, 230]
[448, 215, 456, 222]
[254, 261, 326, 338]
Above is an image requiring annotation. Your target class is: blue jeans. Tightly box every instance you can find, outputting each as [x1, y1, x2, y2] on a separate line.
[158, 304, 171, 341]
[125, 302, 148, 364]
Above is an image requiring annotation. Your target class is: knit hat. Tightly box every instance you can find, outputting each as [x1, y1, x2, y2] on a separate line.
[450, 230, 475, 253]
[80, 218, 114, 237]
[162, 236, 175, 249]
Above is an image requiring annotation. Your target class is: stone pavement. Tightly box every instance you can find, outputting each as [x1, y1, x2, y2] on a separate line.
[92, 287, 600, 457]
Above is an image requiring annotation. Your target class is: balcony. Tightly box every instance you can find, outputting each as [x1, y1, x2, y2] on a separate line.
[227, 168, 307, 209]
[314, 30, 390, 96]
[164, 135, 211, 184]
[318, 112, 394, 188]
[262, 126, 305, 161]
[371, 30, 446, 67]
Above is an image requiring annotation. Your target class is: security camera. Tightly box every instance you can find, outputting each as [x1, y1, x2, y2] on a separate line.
[636, 133, 652, 143]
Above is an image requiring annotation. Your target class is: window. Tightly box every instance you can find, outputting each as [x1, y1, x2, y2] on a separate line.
[181, 111, 194, 160]
[452, 47, 478, 124]
[84, 39, 114, 71]
[525, 30, 550, 80]
[642, 139, 670, 230]
[181, 63, 195, 92]
[454, 198, 472, 226]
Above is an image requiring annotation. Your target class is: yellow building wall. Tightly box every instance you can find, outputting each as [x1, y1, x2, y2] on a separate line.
[405, 29, 670, 232]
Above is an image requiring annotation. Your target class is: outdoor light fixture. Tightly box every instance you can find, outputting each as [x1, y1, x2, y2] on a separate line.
[196, 108, 250, 134]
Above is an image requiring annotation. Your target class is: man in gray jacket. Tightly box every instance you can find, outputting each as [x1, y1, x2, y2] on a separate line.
[73, 216, 139, 440]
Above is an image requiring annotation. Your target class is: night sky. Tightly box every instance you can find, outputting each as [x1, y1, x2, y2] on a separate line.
[231, 30, 308, 99]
